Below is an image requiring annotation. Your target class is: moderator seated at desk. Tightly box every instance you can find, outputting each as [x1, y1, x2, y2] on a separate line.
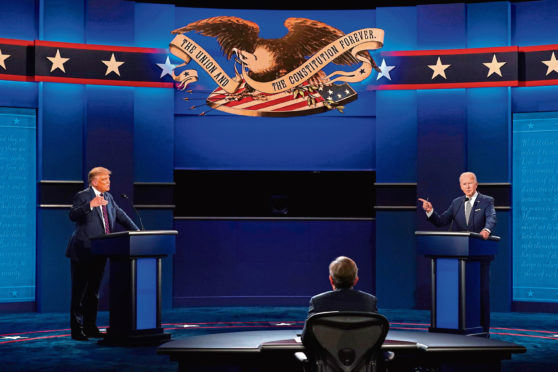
[157, 328, 525, 372]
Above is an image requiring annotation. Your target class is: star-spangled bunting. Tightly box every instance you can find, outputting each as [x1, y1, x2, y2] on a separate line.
[2, 38, 558, 90]
[428, 57, 451, 80]
[0, 48, 10, 70]
[542, 52, 558, 76]
[483, 54, 506, 77]
[47, 49, 69, 73]
[157, 56, 176, 78]
[102, 53, 125, 76]
[376, 58, 395, 81]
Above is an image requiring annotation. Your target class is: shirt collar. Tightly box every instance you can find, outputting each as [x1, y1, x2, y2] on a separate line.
[468, 192, 479, 203]
[91, 186, 102, 197]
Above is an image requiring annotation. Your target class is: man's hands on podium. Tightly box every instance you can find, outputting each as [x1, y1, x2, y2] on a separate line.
[480, 229, 490, 240]
[90, 195, 108, 209]
[418, 198, 433, 213]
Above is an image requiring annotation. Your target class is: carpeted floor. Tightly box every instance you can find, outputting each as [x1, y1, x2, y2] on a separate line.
[0, 307, 556, 371]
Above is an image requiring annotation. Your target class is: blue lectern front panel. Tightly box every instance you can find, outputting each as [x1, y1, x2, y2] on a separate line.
[136, 258, 157, 330]
[436, 258, 459, 329]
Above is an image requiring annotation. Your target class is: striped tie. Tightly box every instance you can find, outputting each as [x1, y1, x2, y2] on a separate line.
[100, 193, 110, 234]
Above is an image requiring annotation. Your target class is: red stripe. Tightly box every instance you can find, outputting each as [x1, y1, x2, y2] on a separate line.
[375, 80, 518, 90]
[383, 46, 518, 57]
[519, 79, 558, 87]
[0, 38, 34, 46]
[35, 40, 166, 54]
[519, 45, 558, 52]
[34, 75, 173, 87]
[0, 74, 35, 82]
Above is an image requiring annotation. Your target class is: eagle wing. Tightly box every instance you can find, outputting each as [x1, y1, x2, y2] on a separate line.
[282, 18, 379, 70]
[171, 16, 260, 60]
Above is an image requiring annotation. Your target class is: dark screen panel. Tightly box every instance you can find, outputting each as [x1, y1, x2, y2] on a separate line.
[174, 170, 375, 218]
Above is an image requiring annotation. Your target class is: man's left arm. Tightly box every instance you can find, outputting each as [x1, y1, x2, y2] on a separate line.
[481, 196, 497, 239]
[108, 194, 140, 231]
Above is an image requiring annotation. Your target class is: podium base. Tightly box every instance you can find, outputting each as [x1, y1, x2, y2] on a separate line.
[99, 328, 171, 346]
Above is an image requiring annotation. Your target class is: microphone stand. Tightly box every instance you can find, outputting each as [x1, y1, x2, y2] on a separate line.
[121, 194, 145, 231]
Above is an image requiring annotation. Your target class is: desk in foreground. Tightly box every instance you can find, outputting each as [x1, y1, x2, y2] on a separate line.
[157, 329, 525, 371]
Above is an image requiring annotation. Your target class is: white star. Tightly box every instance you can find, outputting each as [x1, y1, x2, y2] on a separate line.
[102, 53, 125, 76]
[483, 54, 506, 77]
[528, 290, 534, 297]
[0, 48, 11, 70]
[542, 52, 558, 76]
[13, 118, 20, 125]
[47, 49, 70, 73]
[428, 57, 451, 79]
[156, 56, 176, 78]
[376, 58, 395, 81]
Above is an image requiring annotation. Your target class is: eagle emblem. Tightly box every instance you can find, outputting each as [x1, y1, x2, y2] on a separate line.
[169, 17, 384, 117]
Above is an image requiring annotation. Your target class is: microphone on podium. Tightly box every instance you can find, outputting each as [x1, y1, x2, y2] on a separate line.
[120, 193, 145, 231]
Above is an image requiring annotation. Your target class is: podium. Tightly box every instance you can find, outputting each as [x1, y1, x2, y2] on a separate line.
[416, 231, 499, 337]
[91, 230, 177, 345]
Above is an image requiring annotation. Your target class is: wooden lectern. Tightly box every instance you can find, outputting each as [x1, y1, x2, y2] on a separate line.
[416, 231, 499, 337]
[91, 230, 177, 345]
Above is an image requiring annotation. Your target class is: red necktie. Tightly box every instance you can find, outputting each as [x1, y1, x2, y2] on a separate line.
[100, 193, 111, 234]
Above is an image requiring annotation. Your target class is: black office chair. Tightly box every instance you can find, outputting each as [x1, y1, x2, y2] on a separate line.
[296, 311, 390, 372]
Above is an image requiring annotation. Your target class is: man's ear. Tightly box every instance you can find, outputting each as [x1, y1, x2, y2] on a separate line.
[353, 276, 359, 287]
[329, 276, 335, 289]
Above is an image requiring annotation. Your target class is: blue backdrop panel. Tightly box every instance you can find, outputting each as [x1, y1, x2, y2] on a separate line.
[36, 208, 74, 312]
[417, 3, 466, 50]
[174, 115, 375, 171]
[172, 219, 374, 307]
[416, 89, 467, 226]
[375, 211, 416, 309]
[40, 0, 85, 42]
[466, 87, 510, 183]
[466, 2, 510, 48]
[512, 86, 558, 113]
[134, 88, 174, 182]
[85, 0, 134, 46]
[0, 82, 37, 109]
[376, 90, 417, 182]
[85, 85, 135, 212]
[376, 6, 417, 52]
[416, 89, 467, 309]
[39, 83, 84, 180]
[134, 2, 174, 48]
[512, 0, 558, 46]
[490, 210, 511, 312]
[0, 0, 38, 40]
[0, 107, 36, 304]
[512, 112, 558, 303]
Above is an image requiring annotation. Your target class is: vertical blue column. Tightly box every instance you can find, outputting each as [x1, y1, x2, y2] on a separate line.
[374, 7, 419, 309]
[36, 0, 86, 312]
[415, 3, 467, 309]
[466, 1, 512, 312]
[133, 2, 175, 309]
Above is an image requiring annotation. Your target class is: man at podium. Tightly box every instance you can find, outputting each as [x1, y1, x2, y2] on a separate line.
[418, 172, 496, 239]
[65, 166, 139, 341]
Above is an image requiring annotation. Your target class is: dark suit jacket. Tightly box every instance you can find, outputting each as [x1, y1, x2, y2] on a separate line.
[66, 187, 139, 262]
[427, 192, 497, 233]
[301, 288, 378, 342]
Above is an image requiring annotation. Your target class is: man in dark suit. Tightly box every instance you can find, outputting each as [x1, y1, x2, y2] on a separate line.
[66, 166, 139, 341]
[302, 256, 377, 341]
[418, 171, 496, 239]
